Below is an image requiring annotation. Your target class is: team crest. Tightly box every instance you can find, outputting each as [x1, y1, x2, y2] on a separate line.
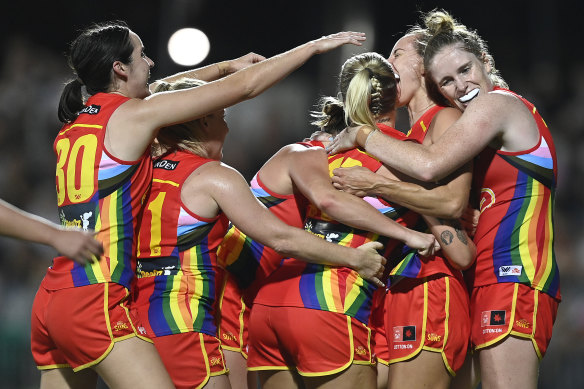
[393, 325, 416, 342]
[481, 310, 506, 327]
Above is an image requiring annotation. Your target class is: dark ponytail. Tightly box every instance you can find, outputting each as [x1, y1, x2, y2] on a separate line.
[58, 79, 85, 123]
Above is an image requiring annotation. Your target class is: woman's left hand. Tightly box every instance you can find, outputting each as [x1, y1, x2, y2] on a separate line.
[326, 126, 360, 154]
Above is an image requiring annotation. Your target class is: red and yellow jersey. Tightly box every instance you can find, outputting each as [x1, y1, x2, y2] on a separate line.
[469, 87, 560, 300]
[405, 105, 443, 143]
[44, 93, 152, 290]
[389, 109, 461, 281]
[254, 128, 420, 324]
[217, 147, 311, 305]
[134, 151, 229, 337]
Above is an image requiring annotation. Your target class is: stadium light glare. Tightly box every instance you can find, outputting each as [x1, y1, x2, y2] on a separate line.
[167, 28, 210, 66]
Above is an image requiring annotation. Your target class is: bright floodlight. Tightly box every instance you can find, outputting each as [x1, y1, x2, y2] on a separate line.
[167, 28, 210, 66]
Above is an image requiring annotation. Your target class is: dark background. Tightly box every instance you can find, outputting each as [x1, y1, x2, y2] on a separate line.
[0, 1, 582, 387]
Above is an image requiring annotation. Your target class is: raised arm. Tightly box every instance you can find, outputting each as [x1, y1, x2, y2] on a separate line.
[149, 52, 266, 90]
[0, 199, 103, 264]
[183, 162, 387, 286]
[109, 32, 366, 161]
[281, 145, 437, 255]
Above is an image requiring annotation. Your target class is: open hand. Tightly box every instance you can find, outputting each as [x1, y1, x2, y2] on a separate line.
[326, 126, 360, 154]
[332, 166, 379, 197]
[312, 32, 366, 54]
[53, 228, 104, 265]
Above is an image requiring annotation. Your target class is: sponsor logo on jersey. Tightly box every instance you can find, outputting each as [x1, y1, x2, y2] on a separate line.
[393, 325, 416, 342]
[480, 188, 495, 214]
[355, 345, 367, 356]
[499, 265, 522, 277]
[154, 159, 180, 170]
[79, 104, 101, 115]
[481, 310, 506, 327]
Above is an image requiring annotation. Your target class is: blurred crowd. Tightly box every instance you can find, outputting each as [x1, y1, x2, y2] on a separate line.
[0, 33, 582, 388]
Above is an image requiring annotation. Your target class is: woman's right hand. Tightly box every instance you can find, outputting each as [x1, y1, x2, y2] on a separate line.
[354, 241, 386, 288]
[331, 165, 379, 198]
[52, 228, 104, 265]
[312, 32, 366, 54]
[406, 231, 440, 257]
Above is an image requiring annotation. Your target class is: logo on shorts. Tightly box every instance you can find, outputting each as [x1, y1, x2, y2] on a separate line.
[355, 345, 367, 356]
[113, 321, 129, 331]
[515, 319, 531, 329]
[393, 325, 416, 342]
[499, 265, 522, 277]
[222, 332, 237, 342]
[209, 356, 222, 366]
[427, 333, 442, 342]
[138, 326, 147, 335]
[481, 310, 506, 327]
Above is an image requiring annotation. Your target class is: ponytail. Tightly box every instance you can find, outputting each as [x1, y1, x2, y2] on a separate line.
[310, 96, 346, 135]
[57, 79, 85, 123]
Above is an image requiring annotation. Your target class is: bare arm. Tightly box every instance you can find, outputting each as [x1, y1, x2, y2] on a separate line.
[149, 52, 266, 90]
[108, 32, 366, 161]
[332, 108, 472, 218]
[327, 93, 519, 181]
[331, 165, 471, 219]
[183, 162, 387, 286]
[285, 146, 437, 255]
[0, 199, 103, 264]
[423, 215, 475, 270]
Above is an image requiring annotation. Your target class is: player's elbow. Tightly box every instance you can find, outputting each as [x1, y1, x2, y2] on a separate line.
[442, 198, 466, 220]
[312, 193, 343, 218]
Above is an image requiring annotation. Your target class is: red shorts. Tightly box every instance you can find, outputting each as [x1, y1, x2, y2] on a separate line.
[370, 288, 389, 365]
[217, 275, 249, 357]
[470, 283, 559, 358]
[31, 282, 150, 371]
[385, 274, 470, 375]
[153, 332, 227, 389]
[247, 304, 374, 376]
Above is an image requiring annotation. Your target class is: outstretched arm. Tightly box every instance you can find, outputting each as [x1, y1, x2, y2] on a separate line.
[0, 199, 103, 264]
[150, 52, 266, 90]
[110, 31, 367, 161]
[184, 162, 387, 286]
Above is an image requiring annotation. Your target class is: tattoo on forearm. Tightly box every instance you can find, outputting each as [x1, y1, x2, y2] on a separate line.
[441, 230, 454, 245]
[456, 228, 468, 245]
[438, 218, 468, 245]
